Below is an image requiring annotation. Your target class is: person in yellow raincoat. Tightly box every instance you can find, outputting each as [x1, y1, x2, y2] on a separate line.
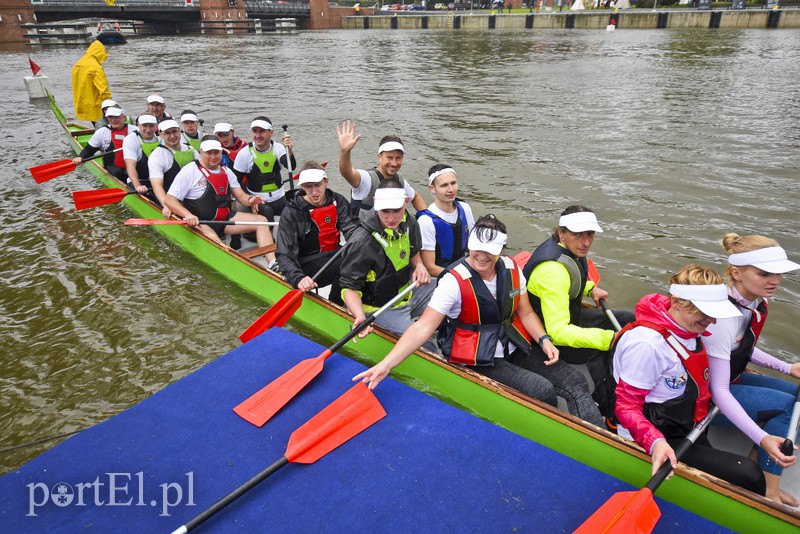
[71, 41, 112, 123]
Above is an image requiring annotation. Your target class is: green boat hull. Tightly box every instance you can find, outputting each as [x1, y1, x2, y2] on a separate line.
[48, 92, 798, 533]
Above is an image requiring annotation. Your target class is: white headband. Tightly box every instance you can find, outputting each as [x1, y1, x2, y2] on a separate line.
[146, 95, 165, 104]
[200, 139, 223, 152]
[467, 229, 507, 256]
[378, 141, 406, 154]
[428, 167, 456, 185]
[669, 283, 741, 319]
[372, 187, 407, 211]
[559, 211, 603, 233]
[728, 246, 800, 274]
[297, 168, 327, 185]
[158, 119, 180, 132]
[250, 119, 273, 131]
[180, 113, 199, 123]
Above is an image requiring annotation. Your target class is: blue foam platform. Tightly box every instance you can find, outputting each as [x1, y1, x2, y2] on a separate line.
[0, 327, 731, 533]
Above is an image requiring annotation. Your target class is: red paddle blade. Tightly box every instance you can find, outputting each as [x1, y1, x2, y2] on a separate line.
[73, 188, 128, 210]
[239, 290, 304, 343]
[233, 351, 331, 427]
[30, 159, 77, 184]
[588, 258, 601, 285]
[285, 382, 386, 464]
[124, 218, 189, 226]
[574, 488, 660, 534]
[512, 250, 532, 269]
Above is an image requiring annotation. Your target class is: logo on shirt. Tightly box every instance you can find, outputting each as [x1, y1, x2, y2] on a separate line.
[399, 249, 407, 260]
[664, 372, 687, 390]
[196, 178, 207, 188]
[324, 216, 332, 224]
[509, 289, 520, 298]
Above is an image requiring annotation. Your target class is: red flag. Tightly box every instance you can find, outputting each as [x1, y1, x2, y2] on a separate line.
[28, 56, 41, 76]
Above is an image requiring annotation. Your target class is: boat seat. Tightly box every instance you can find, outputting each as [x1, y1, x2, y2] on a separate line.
[240, 243, 276, 259]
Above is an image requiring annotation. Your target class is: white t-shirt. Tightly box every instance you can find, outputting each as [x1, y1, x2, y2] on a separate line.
[427, 258, 526, 360]
[148, 145, 198, 181]
[122, 131, 159, 162]
[612, 325, 699, 442]
[232, 142, 290, 203]
[87, 124, 138, 150]
[417, 201, 476, 251]
[351, 169, 416, 202]
[167, 164, 240, 201]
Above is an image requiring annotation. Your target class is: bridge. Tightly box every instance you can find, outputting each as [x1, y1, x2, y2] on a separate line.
[31, 0, 311, 25]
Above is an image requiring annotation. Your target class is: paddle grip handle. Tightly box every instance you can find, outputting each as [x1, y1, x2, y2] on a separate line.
[780, 439, 794, 457]
[599, 299, 623, 332]
[179, 455, 290, 533]
[645, 406, 719, 493]
[780, 389, 800, 456]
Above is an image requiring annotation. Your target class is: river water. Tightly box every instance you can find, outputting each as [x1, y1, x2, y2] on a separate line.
[1, 28, 799, 473]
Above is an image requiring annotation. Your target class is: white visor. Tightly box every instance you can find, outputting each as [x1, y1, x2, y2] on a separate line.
[158, 119, 180, 132]
[373, 188, 407, 211]
[146, 94, 165, 104]
[728, 246, 800, 274]
[180, 113, 199, 123]
[428, 167, 456, 185]
[101, 99, 117, 109]
[669, 284, 741, 319]
[137, 114, 157, 125]
[200, 139, 223, 152]
[250, 119, 273, 131]
[105, 107, 125, 117]
[298, 169, 327, 185]
[378, 141, 406, 154]
[559, 211, 603, 233]
[214, 122, 233, 134]
[467, 229, 507, 256]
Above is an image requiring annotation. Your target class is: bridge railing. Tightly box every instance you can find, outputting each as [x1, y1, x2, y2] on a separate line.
[30, 0, 199, 7]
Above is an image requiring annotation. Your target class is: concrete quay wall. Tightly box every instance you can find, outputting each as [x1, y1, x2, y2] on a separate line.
[343, 10, 800, 30]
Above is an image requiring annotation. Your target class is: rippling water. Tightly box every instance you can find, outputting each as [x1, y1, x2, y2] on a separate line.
[1, 28, 798, 473]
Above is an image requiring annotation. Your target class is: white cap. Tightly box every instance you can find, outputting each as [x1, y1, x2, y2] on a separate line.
[101, 99, 118, 109]
[250, 119, 273, 131]
[559, 211, 603, 233]
[373, 187, 407, 211]
[378, 141, 406, 154]
[728, 246, 800, 274]
[105, 107, 125, 117]
[158, 119, 180, 132]
[180, 113, 199, 123]
[297, 168, 327, 186]
[200, 139, 223, 152]
[146, 94, 165, 104]
[669, 284, 741, 319]
[467, 228, 507, 256]
[137, 114, 157, 125]
[214, 122, 233, 134]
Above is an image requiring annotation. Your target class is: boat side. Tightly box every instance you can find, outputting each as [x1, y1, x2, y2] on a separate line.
[48, 92, 800, 532]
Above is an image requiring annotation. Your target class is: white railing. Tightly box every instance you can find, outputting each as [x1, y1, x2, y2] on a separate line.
[30, 0, 200, 7]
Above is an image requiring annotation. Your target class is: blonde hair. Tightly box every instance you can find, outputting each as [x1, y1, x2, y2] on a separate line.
[668, 264, 723, 316]
[721, 233, 780, 281]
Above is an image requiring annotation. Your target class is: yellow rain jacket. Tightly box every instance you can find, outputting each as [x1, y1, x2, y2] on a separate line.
[71, 41, 112, 122]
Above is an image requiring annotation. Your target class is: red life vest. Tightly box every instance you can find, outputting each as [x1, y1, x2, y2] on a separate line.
[440, 256, 531, 367]
[185, 163, 231, 222]
[308, 202, 339, 253]
[109, 124, 129, 168]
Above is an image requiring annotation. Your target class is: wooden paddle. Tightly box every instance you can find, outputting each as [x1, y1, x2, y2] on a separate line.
[171, 383, 386, 534]
[234, 282, 418, 427]
[30, 148, 122, 184]
[780, 387, 800, 456]
[574, 406, 720, 534]
[73, 188, 136, 211]
[124, 218, 278, 227]
[239, 245, 348, 343]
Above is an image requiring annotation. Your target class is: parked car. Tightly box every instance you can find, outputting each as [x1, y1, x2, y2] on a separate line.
[407, 3, 425, 9]
[449, 2, 469, 9]
[434, 2, 448, 8]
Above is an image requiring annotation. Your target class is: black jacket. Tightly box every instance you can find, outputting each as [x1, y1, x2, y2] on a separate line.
[276, 188, 356, 288]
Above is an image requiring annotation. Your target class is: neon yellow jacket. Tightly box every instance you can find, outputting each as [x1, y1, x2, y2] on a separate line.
[527, 258, 614, 351]
[71, 41, 111, 122]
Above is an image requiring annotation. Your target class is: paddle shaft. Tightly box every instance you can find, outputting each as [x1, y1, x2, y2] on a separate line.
[599, 298, 623, 332]
[646, 406, 720, 492]
[309, 244, 347, 282]
[780, 386, 800, 456]
[80, 147, 122, 163]
[282, 125, 294, 190]
[174, 456, 290, 534]
[125, 219, 278, 227]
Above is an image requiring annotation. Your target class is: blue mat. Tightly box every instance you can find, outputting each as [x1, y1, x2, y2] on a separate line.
[0, 328, 731, 533]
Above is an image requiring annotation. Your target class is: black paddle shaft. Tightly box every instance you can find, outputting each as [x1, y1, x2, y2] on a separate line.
[182, 456, 289, 532]
[645, 406, 719, 492]
[281, 124, 294, 191]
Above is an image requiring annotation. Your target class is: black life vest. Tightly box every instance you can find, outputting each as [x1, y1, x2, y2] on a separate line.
[523, 237, 588, 326]
[182, 162, 231, 222]
[244, 142, 282, 194]
[728, 298, 768, 383]
[350, 168, 397, 219]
